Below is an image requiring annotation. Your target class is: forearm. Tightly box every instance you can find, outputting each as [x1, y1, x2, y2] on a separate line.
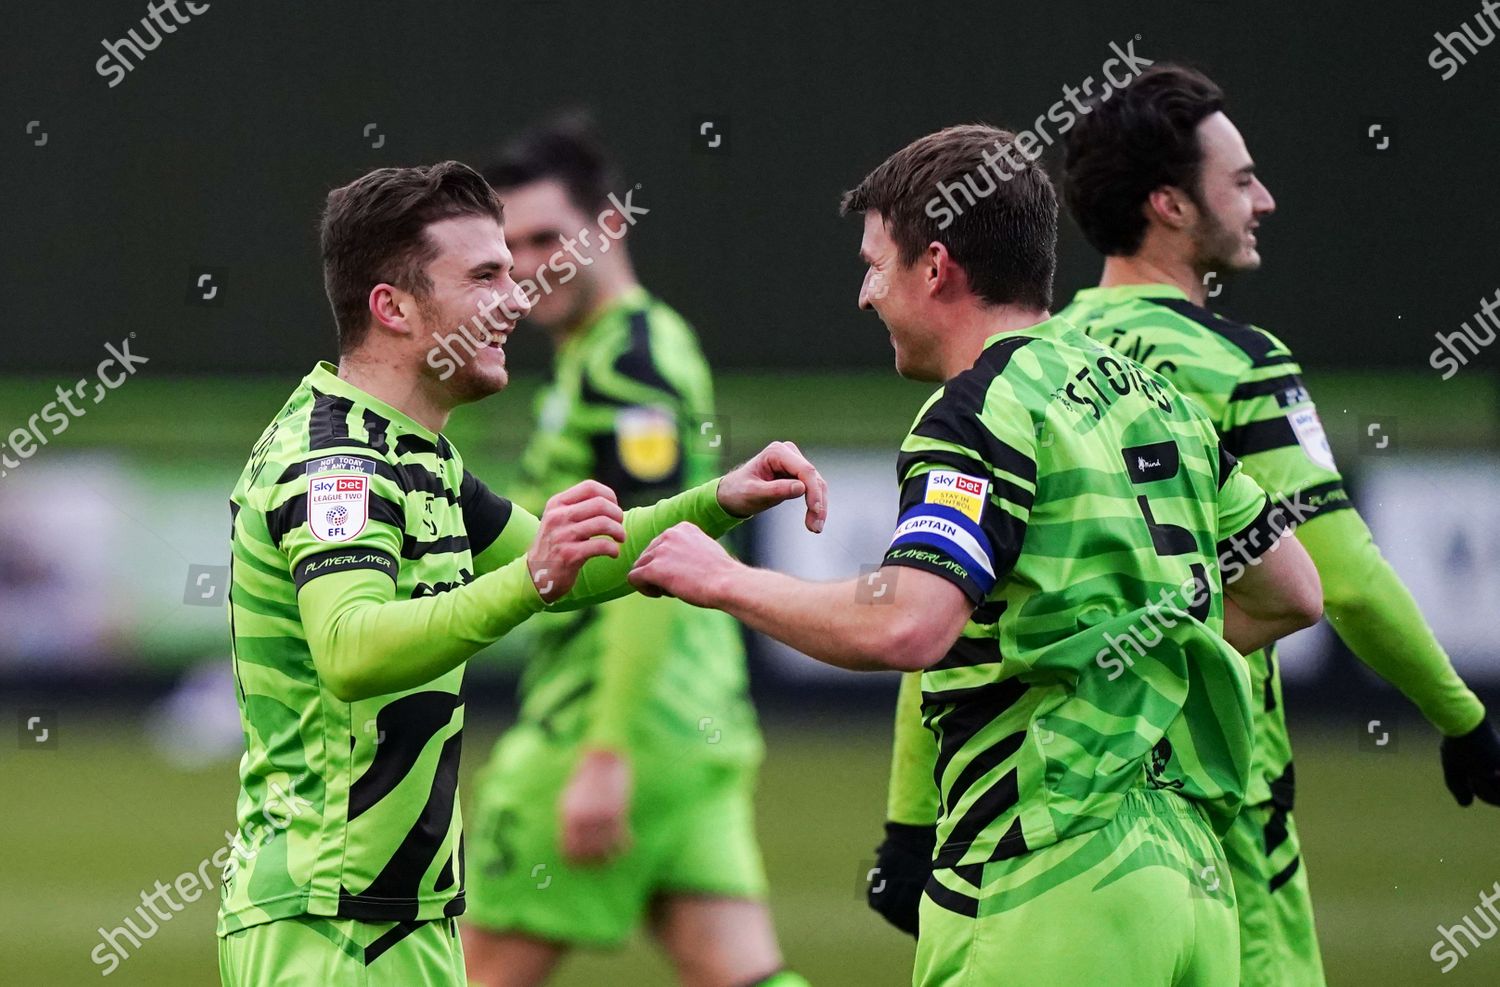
[303, 558, 544, 701]
[886, 671, 941, 824]
[554, 478, 743, 611]
[712, 565, 918, 672]
[1299, 509, 1484, 736]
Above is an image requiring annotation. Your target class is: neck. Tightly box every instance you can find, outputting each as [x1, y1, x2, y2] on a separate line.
[336, 350, 450, 434]
[937, 303, 1051, 381]
[1098, 237, 1205, 305]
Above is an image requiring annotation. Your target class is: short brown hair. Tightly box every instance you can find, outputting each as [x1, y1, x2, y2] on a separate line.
[320, 161, 504, 351]
[841, 124, 1056, 311]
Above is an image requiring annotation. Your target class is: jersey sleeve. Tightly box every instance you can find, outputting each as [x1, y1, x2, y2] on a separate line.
[461, 470, 535, 577]
[270, 452, 407, 592]
[579, 320, 687, 509]
[1214, 444, 1280, 564]
[1218, 329, 1351, 524]
[882, 382, 1036, 605]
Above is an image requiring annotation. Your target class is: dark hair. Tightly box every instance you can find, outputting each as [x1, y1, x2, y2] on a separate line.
[1062, 64, 1225, 257]
[482, 112, 617, 214]
[841, 124, 1056, 311]
[320, 161, 504, 352]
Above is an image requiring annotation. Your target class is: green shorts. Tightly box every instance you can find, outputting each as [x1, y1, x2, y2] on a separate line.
[464, 726, 767, 947]
[914, 787, 1239, 987]
[1223, 800, 1325, 987]
[218, 914, 464, 986]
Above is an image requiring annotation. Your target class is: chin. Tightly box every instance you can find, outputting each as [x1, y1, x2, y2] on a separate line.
[448, 365, 509, 404]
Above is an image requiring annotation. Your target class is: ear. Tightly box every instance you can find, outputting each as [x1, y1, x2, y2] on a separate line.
[924, 240, 961, 298]
[368, 283, 416, 336]
[1144, 186, 1197, 233]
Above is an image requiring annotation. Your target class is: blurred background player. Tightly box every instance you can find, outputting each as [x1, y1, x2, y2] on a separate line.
[462, 117, 809, 987]
[1055, 64, 1500, 985]
[627, 124, 1326, 986]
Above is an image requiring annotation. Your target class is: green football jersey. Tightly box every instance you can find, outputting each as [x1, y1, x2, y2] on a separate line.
[1061, 283, 1352, 808]
[882, 316, 1274, 912]
[220, 363, 526, 933]
[506, 287, 760, 763]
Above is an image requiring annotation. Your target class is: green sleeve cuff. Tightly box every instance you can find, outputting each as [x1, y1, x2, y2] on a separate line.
[691, 477, 744, 538]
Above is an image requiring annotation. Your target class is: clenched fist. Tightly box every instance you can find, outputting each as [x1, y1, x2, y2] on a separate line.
[526, 481, 627, 603]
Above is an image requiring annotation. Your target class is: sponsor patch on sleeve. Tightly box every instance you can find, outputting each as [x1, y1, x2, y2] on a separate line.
[1287, 407, 1337, 472]
[306, 459, 373, 542]
[923, 469, 989, 523]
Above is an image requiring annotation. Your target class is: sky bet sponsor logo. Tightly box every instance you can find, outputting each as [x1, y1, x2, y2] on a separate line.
[924, 470, 989, 523]
[309, 473, 370, 542]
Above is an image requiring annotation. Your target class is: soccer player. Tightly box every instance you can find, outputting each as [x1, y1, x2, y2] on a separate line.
[460, 118, 805, 987]
[217, 160, 826, 987]
[1052, 64, 1500, 986]
[627, 124, 1325, 986]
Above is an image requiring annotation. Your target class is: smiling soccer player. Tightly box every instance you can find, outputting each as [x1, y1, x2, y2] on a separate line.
[628, 125, 1324, 986]
[216, 161, 826, 987]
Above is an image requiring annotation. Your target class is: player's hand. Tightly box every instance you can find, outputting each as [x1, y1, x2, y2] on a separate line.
[1440, 717, 1500, 807]
[559, 747, 633, 865]
[716, 441, 828, 533]
[627, 522, 740, 606]
[867, 821, 935, 938]
[527, 481, 627, 604]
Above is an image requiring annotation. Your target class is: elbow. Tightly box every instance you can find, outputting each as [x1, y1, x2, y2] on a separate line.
[882, 613, 950, 672]
[1287, 570, 1325, 632]
[322, 665, 370, 703]
[312, 642, 376, 703]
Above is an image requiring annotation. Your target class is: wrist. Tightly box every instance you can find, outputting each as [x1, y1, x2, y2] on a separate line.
[702, 557, 748, 610]
[713, 475, 750, 521]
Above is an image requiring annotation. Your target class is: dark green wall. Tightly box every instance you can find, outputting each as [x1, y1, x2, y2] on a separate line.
[6, 0, 1498, 375]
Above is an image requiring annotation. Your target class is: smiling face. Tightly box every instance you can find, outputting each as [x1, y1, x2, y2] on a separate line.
[406, 214, 531, 401]
[857, 211, 946, 382]
[1188, 112, 1276, 272]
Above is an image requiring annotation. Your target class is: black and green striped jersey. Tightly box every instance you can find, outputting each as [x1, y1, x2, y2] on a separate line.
[506, 288, 760, 762]
[1060, 283, 1352, 807]
[219, 363, 525, 934]
[882, 316, 1275, 902]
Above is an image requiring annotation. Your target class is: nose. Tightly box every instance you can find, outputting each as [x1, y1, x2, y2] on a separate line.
[858, 270, 876, 311]
[1253, 178, 1275, 216]
[505, 277, 533, 320]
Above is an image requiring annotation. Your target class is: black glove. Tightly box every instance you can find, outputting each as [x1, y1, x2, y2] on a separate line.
[1440, 717, 1500, 807]
[866, 821, 935, 937]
